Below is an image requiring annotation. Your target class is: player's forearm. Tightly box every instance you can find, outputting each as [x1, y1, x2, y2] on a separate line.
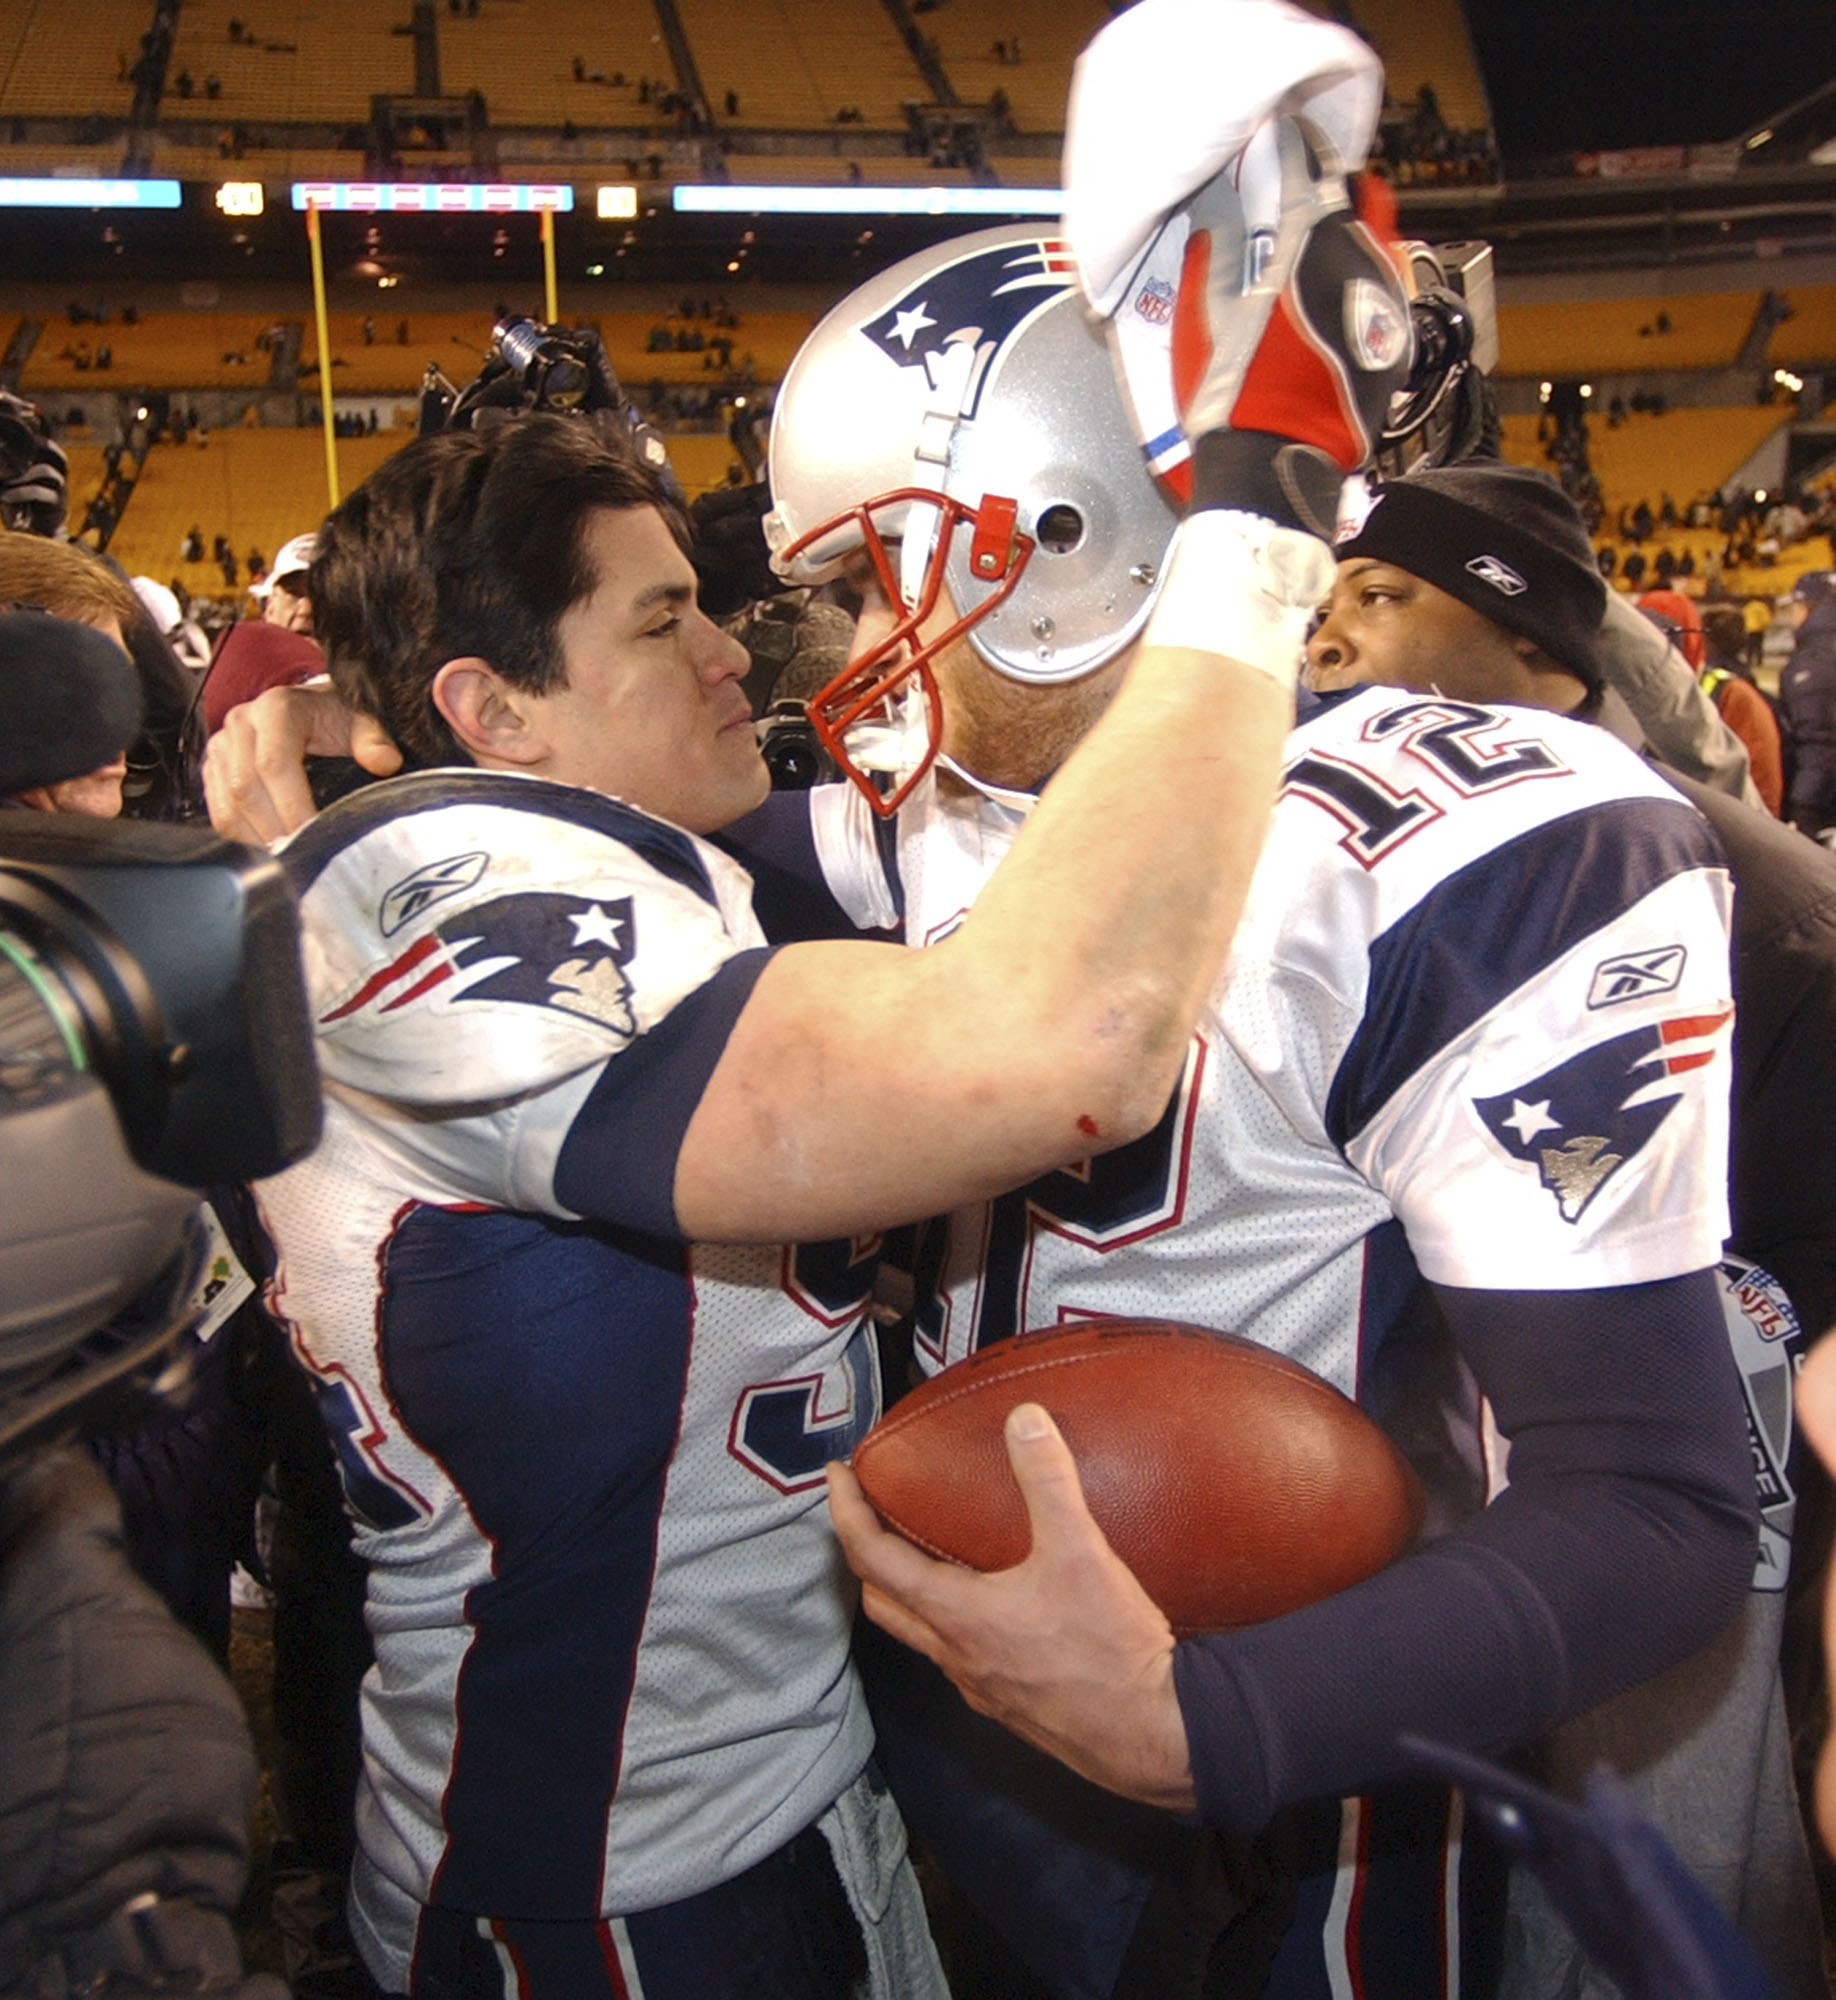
[1172, 1272, 1758, 1831]
[944, 515, 1323, 1133]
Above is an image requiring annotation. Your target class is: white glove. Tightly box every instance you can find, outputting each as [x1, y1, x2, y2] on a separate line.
[1063, 0, 1384, 318]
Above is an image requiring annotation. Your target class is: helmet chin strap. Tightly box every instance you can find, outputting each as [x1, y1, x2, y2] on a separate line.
[900, 337, 979, 622]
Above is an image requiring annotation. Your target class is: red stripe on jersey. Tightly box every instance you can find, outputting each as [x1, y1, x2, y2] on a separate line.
[322, 932, 440, 1022]
[1664, 1049, 1717, 1074]
[1344, 1799, 1371, 1999]
[381, 960, 455, 1012]
[1659, 1008, 1732, 1044]
[489, 1920, 533, 1999]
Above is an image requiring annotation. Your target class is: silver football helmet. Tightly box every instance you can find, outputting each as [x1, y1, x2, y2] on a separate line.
[764, 226, 1178, 812]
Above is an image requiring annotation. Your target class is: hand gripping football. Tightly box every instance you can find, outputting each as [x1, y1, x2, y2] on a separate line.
[851, 1320, 1423, 1635]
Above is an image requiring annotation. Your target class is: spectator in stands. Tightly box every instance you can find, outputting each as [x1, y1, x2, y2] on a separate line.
[1780, 572, 1836, 842]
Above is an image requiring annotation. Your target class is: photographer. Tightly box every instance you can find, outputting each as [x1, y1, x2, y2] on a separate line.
[0, 610, 289, 1998]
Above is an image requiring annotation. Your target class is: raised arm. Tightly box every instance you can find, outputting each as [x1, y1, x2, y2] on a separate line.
[672, 523, 1306, 1240]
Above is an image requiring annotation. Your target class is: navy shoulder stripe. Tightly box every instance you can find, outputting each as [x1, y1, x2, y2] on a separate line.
[1325, 794, 1726, 1148]
[282, 769, 719, 906]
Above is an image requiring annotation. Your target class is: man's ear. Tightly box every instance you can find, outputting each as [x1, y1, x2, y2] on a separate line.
[431, 657, 547, 768]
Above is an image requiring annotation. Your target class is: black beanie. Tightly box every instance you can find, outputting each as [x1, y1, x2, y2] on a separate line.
[1336, 462, 1607, 693]
[0, 607, 142, 795]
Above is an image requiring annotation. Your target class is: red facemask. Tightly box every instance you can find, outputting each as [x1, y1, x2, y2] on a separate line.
[771, 486, 1035, 817]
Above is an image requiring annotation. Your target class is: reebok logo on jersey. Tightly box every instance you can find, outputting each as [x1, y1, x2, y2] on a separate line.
[1465, 554, 1527, 596]
[323, 892, 638, 1038]
[1473, 1010, 1730, 1222]
[378, 850, 489, 936]
[1587, 945, 1687, 1009]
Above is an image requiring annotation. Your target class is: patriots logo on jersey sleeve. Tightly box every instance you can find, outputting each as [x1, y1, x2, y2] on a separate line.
[322, 892, 638, 1038]
[1473, 1010, 1730, 1222]
[860, 238, 1076, 415]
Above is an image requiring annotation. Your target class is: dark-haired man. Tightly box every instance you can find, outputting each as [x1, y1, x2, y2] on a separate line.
[248, 288, 1324, 1991]
[208, 11, 1759, 1993]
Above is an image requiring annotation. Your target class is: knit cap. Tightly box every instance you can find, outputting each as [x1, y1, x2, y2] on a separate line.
[1337, 462, 1607, 691]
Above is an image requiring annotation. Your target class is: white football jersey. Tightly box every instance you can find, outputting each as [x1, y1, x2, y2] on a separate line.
[258, 771, 876, 1987]
[812, 688, 1735, 1404]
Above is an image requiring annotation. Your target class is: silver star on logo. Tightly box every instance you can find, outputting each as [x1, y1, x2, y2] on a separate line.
[888, 301, 937, 349]
[569, 903, 625, 951]
[1502, 1097, 1561, 1144]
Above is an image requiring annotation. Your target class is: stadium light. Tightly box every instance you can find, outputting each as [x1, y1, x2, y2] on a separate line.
[673, 184, 1061, 217]
[0, 178, 180, 208]
[216, 181, 265, 217]
[290, 183, 574, 213]
[596, 185, 638, 219]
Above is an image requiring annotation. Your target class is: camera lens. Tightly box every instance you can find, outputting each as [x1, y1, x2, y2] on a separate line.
[757, 706, 834, 791]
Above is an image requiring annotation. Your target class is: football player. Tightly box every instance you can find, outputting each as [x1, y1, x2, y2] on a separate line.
[779, 9, 1754, 1994]
[222, 96, 1363, 1993]
[1301, 459, 1832, 1999]
[204, 6, 1757, 1995]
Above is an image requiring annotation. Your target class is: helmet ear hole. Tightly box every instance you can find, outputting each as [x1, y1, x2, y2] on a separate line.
[1035, 503, 1085, 555]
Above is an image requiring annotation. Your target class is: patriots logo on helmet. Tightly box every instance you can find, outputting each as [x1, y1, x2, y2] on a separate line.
[1473, 1010, 1729, 1222]
[859, 238, 1077, 417]
[323, 892, 638, 1038]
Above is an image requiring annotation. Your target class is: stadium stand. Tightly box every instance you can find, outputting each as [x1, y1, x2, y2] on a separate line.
[716, 154, 978, 186]
[909, 0, 1111, 134]
[300, 312, 497, 396]
[675, 0, 927, 129]
[0, 0, 142, 119]
[285, 309, 816, 395]
[21, 316, 289, 395]
[663, 430, 747, 496]
[437, 0, 666, 131]
[1581, 406, 1788, 516]
[61, 441, 109, 532]
[165, 0, 412, 125]
[92, 428, 407, 596]
[1499, 405, 1835, 599]
[80, 413, 744, 597]
[1348, 0, 1491, 133]
[1770, 285, 1836, 370]
[147, 139, 372, 181]
[1497, 290, 1783, 378]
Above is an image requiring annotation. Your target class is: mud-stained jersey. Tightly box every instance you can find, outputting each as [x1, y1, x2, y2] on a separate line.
[257, 771, 878, 1993]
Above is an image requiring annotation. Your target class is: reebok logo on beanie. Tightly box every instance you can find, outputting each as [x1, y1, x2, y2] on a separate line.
[1466, 555, 1527, 596]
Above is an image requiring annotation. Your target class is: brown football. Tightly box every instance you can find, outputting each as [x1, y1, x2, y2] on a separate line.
[851, 1320, 1424, 1635]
